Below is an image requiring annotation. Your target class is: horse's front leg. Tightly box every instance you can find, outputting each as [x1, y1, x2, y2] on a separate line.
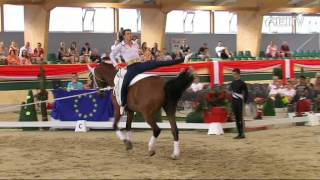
[113, 96, 126, 141]
[123, 110, 134, 150]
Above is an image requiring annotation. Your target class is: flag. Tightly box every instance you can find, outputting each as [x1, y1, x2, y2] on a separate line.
[51, 89, 114, 121]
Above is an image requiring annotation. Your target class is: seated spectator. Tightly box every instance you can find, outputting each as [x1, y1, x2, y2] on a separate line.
[281, 81, 296, 104]
[19, 42, 33, 58]
[180, 40, 190, 55]
[90, 48, 101, 63]
[294, 76, 312, 101]
[279, 41, 291, 58]
[7, 48, 20, 65]
[68, 41, 79, 63]
[9, 41, 19, 55]
[190, 76, 204, 92]
[141, 42, 148, 54]
[266, 41, 278, 58]
[141, 48, 153, 61]
[198, 47, 210, 60]
[215, 41, 231, 59]
[151, 42, 160, 58]
[0, 41, 7, 64]
[20, 50, 32, 65]
[269, 79, 283, 100]
[312, 73, 320, 112]
[58, 42, 72, 63]
[67, 74, 84, 90]
[32, 42, 44, 64]
[80, 42, 92, 63]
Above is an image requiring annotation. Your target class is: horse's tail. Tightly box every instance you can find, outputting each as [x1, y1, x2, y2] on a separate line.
[163, 68, 194, 117]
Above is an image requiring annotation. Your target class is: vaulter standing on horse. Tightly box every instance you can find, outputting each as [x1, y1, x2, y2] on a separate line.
[110, 29, 184, 113]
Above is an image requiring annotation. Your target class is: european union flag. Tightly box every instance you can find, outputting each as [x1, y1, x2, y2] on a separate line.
[51, 89, 114, 121]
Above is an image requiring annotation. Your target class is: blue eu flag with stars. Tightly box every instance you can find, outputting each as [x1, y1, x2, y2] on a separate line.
[51, 89, 114, 121]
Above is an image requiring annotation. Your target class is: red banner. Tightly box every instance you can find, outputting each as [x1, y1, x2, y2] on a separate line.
[219, 60, 286, 84]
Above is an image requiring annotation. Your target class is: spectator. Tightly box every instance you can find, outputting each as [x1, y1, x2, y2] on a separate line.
[198, 47, 210, 60]
[80, 42, 91, 63]
[68, 41, 79, 63]
[19, 42, 32, 58]
[67, 74, 84, 90]
[180, 40, 190, 54]
[281, 81, 296, 104]
[58, 42, 72, 63]
[141, 48, 153, 61]
[266, 41, 278, 58]
[190, 76, 204, 92]
[279, 41, 291, 58]
[7, 47, 20, 65]
[9, 41, 19, 55]
[90, 48, 101, 63]
[32, 42, 44, 64]
[141, 42, 148, 53]
[0, 42, 7, 64]
[268, 79, 283, 100]
[151, 43, 160, 57]
[294, 75, 311, 101]
[215, 41, 231, 59]
[20, 50, 32, 65]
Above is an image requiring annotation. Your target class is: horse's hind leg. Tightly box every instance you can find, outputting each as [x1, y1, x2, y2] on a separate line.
[143, 113, 161, 156]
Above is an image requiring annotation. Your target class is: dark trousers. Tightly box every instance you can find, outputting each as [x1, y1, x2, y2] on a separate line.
[232, 98, 245, 136]
[121, 59, 183, 106]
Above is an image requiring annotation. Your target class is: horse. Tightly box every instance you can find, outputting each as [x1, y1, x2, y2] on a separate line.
[93, 62, 194, 159]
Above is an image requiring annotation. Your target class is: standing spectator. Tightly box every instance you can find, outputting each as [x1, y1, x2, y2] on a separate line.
[266, 41, 278, 58]
[67, 74, 84, 90]
[0, 42, 7, 64]
[215, 41, 231, 59]
[19, 42, 33, 58]
[80, 42, 92, 63]
[32, 42, 44, 64]
[68, 41, 79, 63]
[20, 50, 32, 65]
[279, 41, 291, 58]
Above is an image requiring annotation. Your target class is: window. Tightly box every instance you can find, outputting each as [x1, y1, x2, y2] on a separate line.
[166, 10, 210, 33]
[214, 11, 237, 34]
[296, 15, 320, 34]
[50, 7, 82, 32]
[119, 9, 141, 32]
[3, 4, 24, 31]
[262, 15, 293, 34]
[50, 7, 114, 32]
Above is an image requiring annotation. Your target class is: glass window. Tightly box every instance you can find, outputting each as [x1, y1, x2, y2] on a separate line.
[50, 7, 82, 32]
[296, 15, 320, 34]
[3, 4, 24, 31]
[262, 15, 293, 34]
[214, 11, 237, 34]
[166, 10, 210, 33]
[119, 9, 141, 32]
[166, 10, 184, 33]
[93, 8, 114, 33]
[50, 7, 114, 32]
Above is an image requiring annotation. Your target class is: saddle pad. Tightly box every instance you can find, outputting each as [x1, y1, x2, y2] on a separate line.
[129, 73, 157, 86]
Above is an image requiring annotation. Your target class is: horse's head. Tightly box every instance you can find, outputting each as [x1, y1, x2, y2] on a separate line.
[92, 62, 117, 97]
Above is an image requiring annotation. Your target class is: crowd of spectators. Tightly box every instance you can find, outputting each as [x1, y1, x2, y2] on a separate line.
[0, 41, 45, 65]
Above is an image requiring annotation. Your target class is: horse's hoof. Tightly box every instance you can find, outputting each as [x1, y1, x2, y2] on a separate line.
[171, 154, 179, 160]
[124, 140, 133, 150]
[148, 150, 156, 156]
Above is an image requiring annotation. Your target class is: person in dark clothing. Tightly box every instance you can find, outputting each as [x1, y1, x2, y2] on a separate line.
[229, 68, 248, 139]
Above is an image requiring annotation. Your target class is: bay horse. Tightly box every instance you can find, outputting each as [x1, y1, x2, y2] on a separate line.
[93, 62, 194, 159]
